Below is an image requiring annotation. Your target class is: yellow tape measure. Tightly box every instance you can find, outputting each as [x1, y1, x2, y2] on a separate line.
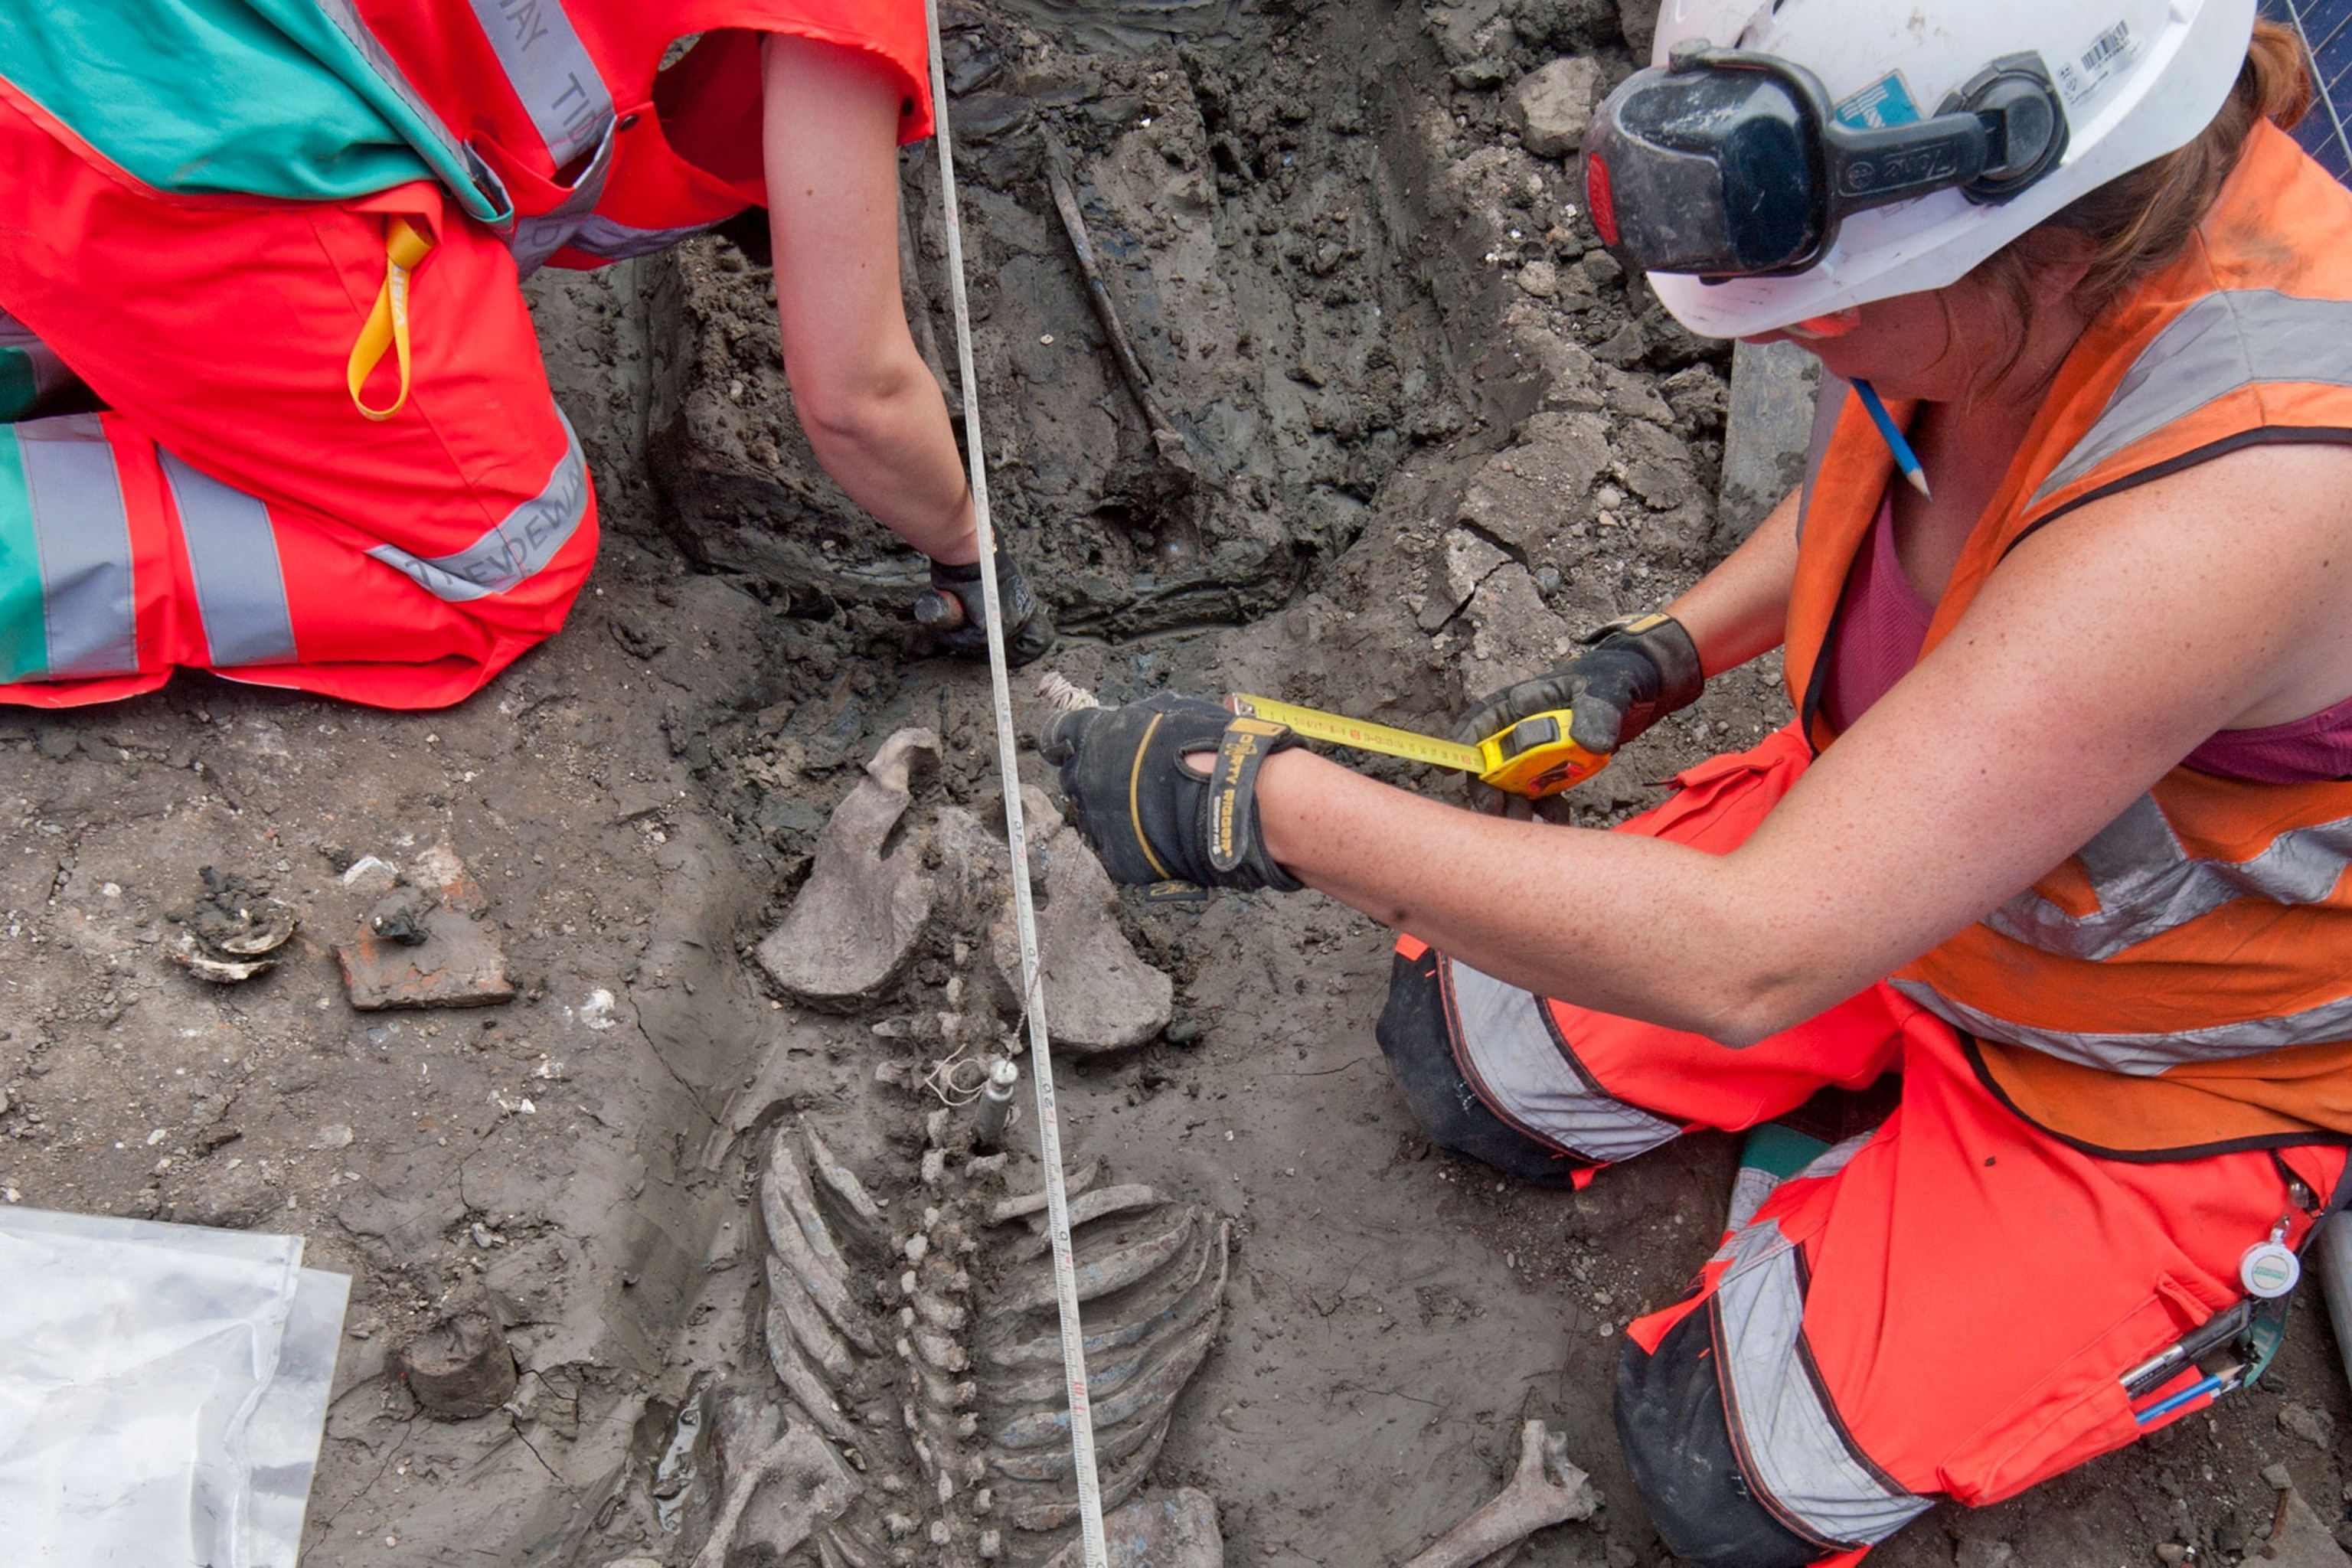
[1227, 694, 1609, 799]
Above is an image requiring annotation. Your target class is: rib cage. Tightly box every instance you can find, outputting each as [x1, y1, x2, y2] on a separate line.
[753, 1122, 1228, 1564]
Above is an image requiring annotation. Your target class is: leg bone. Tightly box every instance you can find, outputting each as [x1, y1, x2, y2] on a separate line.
[1401, 1419, 1598, 1568]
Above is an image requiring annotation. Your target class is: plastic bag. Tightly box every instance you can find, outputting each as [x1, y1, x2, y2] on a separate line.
[0, 1207, 348, 1567]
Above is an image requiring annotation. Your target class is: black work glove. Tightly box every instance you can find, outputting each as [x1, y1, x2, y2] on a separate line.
[1455, 612, 1704, 814]
[914, 544, 1056, 667]
[1039, 693, 1305, 893]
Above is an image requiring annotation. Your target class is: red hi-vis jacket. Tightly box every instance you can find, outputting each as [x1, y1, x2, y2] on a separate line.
[364, 0, 933, 271]
[0, 2, 932, 273]
[1786, 123, 2352, 1155]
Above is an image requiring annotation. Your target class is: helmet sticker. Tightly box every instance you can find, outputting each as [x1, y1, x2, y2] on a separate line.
[2056, 20, 2138, 106]
[1834, 73, 1923, 131]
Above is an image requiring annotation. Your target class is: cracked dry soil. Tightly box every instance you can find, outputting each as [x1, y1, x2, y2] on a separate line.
[2, 3, 2350, 1566]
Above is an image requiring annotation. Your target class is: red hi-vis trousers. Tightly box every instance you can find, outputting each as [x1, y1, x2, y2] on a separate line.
[1403, 727, 2349, 1562]
[0, 98, 596, 710]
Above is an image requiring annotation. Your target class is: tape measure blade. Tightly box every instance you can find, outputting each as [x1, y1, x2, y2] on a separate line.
[1230, 695, 1485, 773]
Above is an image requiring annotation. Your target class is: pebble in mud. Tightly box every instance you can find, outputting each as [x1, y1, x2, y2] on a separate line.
[1514, 57, 1601, 158]
[2281, 1400, 2337, 1448]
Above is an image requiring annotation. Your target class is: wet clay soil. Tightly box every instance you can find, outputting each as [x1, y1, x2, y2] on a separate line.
[2, 3, 2350, 1566]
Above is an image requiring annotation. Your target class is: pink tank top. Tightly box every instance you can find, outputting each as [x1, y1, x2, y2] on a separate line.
[1821, 488, 2352, 783]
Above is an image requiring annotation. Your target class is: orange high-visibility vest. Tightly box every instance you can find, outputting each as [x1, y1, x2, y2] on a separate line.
[1785, 122, 2352, 1154]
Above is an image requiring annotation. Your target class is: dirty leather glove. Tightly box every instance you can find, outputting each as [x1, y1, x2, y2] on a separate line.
[1455, 612, 1704, 814]
[914, 544, 1057, 667]
[1039, 693, 1305, 893]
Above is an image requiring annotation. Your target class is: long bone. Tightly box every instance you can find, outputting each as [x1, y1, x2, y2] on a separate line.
[985, 1219, 1227, 1375]
[762, 1265, 861, 1447]
[1401, 1419, 1598, 1568]
[998, 1210, 1195, 1315]
[762, 1129, 884, 1356]
[1001, 1413, 1173, 1531]
[1012, 1185, 1166, 1257]
[768, 1259, 857, 1382]
[985, 1156, 1104, 1224]
[803, 1126, 890, 1254]
[688, 1423, 859, 1568]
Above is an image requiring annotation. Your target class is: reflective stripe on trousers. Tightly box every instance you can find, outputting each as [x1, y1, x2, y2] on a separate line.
[365, 410, 590, 602]
[1439, 956, 1683, 1163]
[0, 409, 586, 681]
[0, 415, 138, 679]
[0, 414, 295, 678]
[1710, 1212, 1931, 1548]
[157, 449, 296, 668]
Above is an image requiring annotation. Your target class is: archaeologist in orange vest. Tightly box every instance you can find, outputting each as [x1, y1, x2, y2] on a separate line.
[1047, 3, 2352, 1562]
[0, 1, 1050, 710]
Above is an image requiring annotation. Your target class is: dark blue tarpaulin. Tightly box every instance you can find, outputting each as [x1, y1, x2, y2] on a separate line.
[2264, 0, 2352, 181]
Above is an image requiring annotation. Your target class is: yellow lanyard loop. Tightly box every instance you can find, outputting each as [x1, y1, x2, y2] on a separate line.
[346, 216, 435, 422]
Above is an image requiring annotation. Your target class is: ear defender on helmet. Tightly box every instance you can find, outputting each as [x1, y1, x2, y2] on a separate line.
[1583, 41, 2069, 280]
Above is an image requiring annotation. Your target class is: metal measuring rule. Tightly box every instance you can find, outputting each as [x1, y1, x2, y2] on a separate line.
[923, 2, 1109, 1560]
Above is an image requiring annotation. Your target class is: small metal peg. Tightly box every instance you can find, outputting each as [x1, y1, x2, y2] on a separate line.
[973, 1058, 1021, 1150]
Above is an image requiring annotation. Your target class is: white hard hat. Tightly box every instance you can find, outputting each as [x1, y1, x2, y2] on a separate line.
[1621, 0, 2258, 338]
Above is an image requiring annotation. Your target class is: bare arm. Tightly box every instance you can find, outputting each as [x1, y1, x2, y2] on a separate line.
[761, 36, 978, 565]
[1665, 485, 1799, 675]
[1258, 443, 2352, 1043]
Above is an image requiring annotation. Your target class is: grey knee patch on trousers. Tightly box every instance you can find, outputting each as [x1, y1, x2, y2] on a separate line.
[1614, 1302, 1830, 1568]
[1374, 947, 1585, 1186]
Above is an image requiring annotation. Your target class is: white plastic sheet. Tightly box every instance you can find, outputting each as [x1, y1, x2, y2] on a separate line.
[0, 1207, 348, 1566]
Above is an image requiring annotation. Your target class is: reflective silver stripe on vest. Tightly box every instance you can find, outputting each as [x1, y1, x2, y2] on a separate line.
[15, 416, 137, 678]
[564, 214, 723, 263]
[158, 452, 297, 669]
[1987, 792, 2352, 964]
[467, 0, 612, 168]
[507, 118, 618, 276]
[2032, 290, 2352, 507]
[309, 0, 514, 223]
[366, 413, 588, 603]
[1892, 977, 2352, 1074]
[1442, 958, 1681, 1163]
[1714, 1218, 1930, 1547]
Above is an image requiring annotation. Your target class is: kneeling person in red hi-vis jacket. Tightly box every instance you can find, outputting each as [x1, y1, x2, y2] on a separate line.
[0, 0, 1050, 710]
[1047, 4, 2352, 1564]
